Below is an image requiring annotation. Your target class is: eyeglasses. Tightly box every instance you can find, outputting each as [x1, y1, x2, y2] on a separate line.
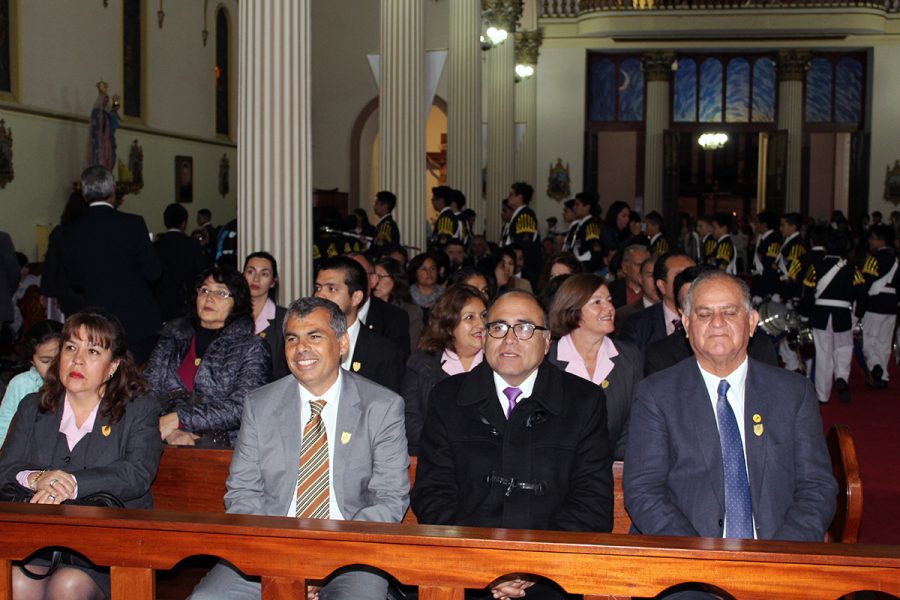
[485, 321, 548, 341]
[197, 287, 232, 300]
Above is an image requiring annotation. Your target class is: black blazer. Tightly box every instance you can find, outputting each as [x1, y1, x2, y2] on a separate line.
[621, 302, 668, 353]
[400, 350, 448, 455]
[363, 296, 411, 359]
[0, 393, 163, 508]
[411, 360, 613, 533]
[152, 230, 205, 322]
[260, 304, 289, 381]
[51, 205, 163, 349]
[644, 327, 779, 377]
[350, 326, 404, 393]
[606, 278, 633, 309]
[547, 337, 642, 460]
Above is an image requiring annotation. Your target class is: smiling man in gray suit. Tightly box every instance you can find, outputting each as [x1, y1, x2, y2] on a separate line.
[190, 296, 409, 600]
[624, 270, 836, 598]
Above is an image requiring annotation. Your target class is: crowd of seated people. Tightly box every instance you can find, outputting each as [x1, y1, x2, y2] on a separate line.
[0, 172, 895, 600]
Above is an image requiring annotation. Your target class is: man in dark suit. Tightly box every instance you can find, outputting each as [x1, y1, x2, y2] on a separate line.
[153, 203, 205, 322]
[314, 256, 404, 392]
[189, 296, 409, 600]
[45, 166, 162, 364]
[614, 255, 659, 333]
[347, 253, 411, 359]
[608, 244, 650, 309]
[412, 290, 612, 600]
[624, 271, 836, 597]
[503, 182, 542, 289]
[371, 190, 401, 256]
[621, 251, 694, 353]
[429, 186, 460, 251]
[644, 266, 779, 376]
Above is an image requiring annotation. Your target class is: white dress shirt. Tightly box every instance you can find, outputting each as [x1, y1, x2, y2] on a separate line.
[492, 368, 539, 417]
[341, 319, 362, 371]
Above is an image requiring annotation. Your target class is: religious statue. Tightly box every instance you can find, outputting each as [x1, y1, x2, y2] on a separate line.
[89, 79, 120, 170]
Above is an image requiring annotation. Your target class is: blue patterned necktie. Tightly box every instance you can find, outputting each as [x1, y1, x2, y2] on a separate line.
[716, 379, 754, 538]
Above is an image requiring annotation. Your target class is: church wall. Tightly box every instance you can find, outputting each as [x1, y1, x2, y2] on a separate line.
[0, 0, 237, 261]
[534, 47, 586, 227]
[868, 43, 900, 216]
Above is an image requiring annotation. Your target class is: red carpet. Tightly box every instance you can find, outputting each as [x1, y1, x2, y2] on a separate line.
[819, 359, 900, 545]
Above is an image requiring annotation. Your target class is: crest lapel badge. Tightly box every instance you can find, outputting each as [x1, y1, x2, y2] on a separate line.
[101, 425, 111, 437]
[341, 432, 352, 445]
[352, 361, 361, 372]
[753, 423, 764, 437]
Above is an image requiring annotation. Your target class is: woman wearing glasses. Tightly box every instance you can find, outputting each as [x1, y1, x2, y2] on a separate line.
[547, 273, 642, 460]
[144, 265, 270, 448]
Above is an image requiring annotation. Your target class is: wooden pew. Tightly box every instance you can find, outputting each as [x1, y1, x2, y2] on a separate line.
[1, 504, 898, 600]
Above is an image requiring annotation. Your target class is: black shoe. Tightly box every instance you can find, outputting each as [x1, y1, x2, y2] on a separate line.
[871, 366, 888, 389]
[836, 378, 851, 403]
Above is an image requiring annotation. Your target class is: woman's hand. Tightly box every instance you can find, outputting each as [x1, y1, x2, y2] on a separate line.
[31, 469, 76, 502]
[165, 430, 199, 446]
[159, 412, 180, 439]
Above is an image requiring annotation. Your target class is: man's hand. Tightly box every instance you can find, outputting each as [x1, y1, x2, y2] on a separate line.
[490, 575, 537, 599]
[306, 584, 321, 600]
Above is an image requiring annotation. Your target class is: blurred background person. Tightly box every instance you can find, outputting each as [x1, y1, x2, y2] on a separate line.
[402, 284, 487, 455]
[153, 203, 205, 322]
[373, 256, 423, 351]
[448, 266, 495, 303]
[549, 274, 642, 459]
[243, 251, 288, 380]
[537, 252, 584, 294]
[145, 266, 270, 448]
[408, 252, 444, 312]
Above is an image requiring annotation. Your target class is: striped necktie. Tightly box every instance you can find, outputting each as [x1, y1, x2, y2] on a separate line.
[295, 399, 329, 519]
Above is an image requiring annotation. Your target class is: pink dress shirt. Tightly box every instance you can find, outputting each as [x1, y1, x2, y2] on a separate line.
[440, 348, 484, 376]
[556, 334, 618, 386]
[253, 298, 277, 335]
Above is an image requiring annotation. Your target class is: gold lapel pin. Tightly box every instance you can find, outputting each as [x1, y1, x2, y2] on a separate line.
[341, 432, 352, 445]
[752, 413, 762, 423]
[753, 423, 764, 437]
[352, 361, 361, 372]
[101, 425, 111, 437]
[600, 379, 609, 389]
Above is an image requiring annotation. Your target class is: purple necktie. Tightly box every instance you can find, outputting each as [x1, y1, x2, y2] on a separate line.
[503, 386, 522, 419]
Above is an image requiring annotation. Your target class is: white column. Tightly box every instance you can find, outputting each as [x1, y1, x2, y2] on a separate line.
[514, 29, 542, 186]
[238, 0, 312, 304]
[448, 0, 483, 229]
[777, 50, 809, 213]
[485, 39, 516, 242]
[642, 52, 673, 215]
[380, 0, 426, 253]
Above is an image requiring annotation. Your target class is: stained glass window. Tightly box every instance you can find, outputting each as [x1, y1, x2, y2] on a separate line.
[699, 59, 723, 123]
[673, 58, 696, 122]
[752, 58, 776, 122]
[835, 57, 863, 123]
[619, 58, 644, 121]
[725, 58, 750, 122]
[590, 59, 616, 122]
[805, 58, 833, 123]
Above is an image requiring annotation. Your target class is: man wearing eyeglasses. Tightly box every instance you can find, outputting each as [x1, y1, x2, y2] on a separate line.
[412, 290, 613, 600]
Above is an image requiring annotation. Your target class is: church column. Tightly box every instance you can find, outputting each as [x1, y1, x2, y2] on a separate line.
[777, 50, 809, 213]
[380, 0, 426, 253]
[485, 0, 523, 242]
[447, 0, 483, 229]
[642, 52, 674, 216]
[514, 29, 542, 186]
[238, 0, 312, 304]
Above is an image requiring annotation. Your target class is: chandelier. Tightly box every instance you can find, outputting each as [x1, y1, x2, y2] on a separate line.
[698, 132, 728, 150]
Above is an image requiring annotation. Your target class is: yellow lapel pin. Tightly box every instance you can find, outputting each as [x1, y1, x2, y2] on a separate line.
[101, 425, 111, 437]
[341, 432, 352, 445]
[752, 413, 762, 423]
[600, 379, 610, 389]
[753, 423, 764, 437]
[351, 361, 361, 372]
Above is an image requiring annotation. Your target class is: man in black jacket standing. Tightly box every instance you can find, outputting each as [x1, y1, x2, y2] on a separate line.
[44, 166, 162, 364]
[153, 203, 205, 322]
[412, 290, 612, 600]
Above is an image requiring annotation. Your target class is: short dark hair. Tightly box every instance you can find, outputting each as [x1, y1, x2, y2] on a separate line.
[194, 265, 253, 328]
[673, 265, 713, 310]
[23, 319, 63, 359]
[711, 211, 734, 231]
[869, 223, 895, 246]
[450, 266, 496, 301]
[445, 238, 466, 251]
[782, 212, 803, 229]
[419, 284, 487, 354]
[653, 250, 692, 287]
[283, 296, 348, 339]
[563, 199, 576, 211]
[317, 256, 370, 304]
[697, 214, 712, 225]
[450, 189, 466, 210]
[510, 182, 534, 204]
[375, 191, 396, 211]
[645, 210, 664, 228]
[243, 251, 280, 300]
[574, 191, 597, 210]
[808, 225, 829, 248]
[460, 208, 476, 221]
[757, 210, 779, 231]
[164, 203, 189, 229]
[432, 186, 453, 204]
[198, 208, 212, 219]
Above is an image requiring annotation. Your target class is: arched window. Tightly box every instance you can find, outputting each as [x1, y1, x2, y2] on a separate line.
[587, 55, 644, 123]
[699, 58, 723, 123]
[805, 58, 833, 123]
[123, 0, 142, 118]
[835, 57, 863, 123]
[215, 7, 230, 137]
[752, 58, 776, 122]
[725, 58, 749, 122]
[673, 58, 697, 123]
[590, 58, 616, 122]
[619, 58, 644, 121]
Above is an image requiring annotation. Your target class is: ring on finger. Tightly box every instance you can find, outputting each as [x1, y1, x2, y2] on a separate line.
[49, 479, 58, 486]
[48, 494, 57, 500]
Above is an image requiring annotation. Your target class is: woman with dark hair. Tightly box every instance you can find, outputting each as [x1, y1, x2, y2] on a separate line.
[407, 252, 444, 310]
[243, 251, 288, 380]
[0, 320, 63, 445]
[537, 251, 584, 293]
[373, 256, 423, 349]
[145, 265, 269, 448]
[477, 247, 519, 297]
[401, 284, 486, 454]
[548, 273, 642, 460]
[448, 266, 495, 301]
[0, 308, 162, 599]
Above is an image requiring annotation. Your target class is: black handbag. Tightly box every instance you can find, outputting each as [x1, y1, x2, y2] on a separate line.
[0, 482, 123, 580]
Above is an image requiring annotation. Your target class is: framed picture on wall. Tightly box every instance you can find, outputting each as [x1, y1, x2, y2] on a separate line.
[175, 156, 193, 203]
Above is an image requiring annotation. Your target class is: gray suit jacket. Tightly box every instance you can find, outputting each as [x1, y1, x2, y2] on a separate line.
[623, 357, 837, 542]
[225, 370, 409, 523]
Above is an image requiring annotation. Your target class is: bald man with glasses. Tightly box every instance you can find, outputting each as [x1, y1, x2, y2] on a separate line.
[412, 290, 613, 600]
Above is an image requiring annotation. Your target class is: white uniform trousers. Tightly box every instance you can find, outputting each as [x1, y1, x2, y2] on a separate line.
[779, 337, 803, 372]
[812, 315, 853, 403]
[862, 312, 896, 381]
